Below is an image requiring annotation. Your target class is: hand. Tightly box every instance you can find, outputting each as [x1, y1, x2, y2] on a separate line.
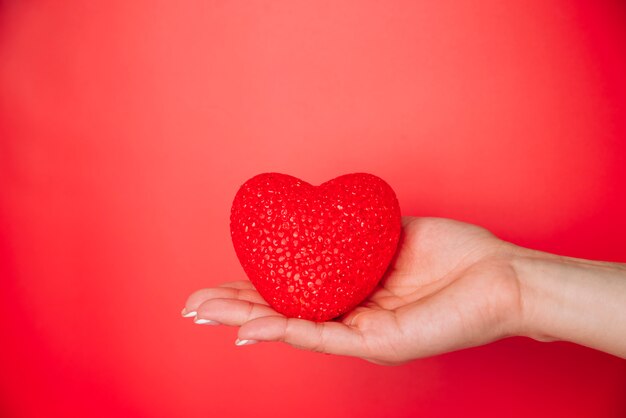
[183, 217, 525, 365]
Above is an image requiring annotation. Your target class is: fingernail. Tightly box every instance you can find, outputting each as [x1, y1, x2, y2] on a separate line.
[235, 339, 258, 346]
[181, 308, 197, 318]
[194, 318, 220, 326]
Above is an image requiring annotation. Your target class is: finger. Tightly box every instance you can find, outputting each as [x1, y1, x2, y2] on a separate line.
[336, 306, 370, 326]
[195, 298, 279, 326]
[401, 216, 415, 227]
[218, 280, 256, 290]
[238, 316, 367, 357]
[184, 287, 268, 316]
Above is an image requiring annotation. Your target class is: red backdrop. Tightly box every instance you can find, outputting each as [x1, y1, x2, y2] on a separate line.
[1, 1, 625, 417]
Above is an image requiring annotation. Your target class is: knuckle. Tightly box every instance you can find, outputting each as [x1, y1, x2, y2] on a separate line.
[196, 298, 225, 315]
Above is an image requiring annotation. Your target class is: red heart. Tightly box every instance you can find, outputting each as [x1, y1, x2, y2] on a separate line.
[230, 173, 402, 322]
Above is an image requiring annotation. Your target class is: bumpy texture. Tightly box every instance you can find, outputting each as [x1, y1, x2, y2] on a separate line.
[230, 173, 401, 322]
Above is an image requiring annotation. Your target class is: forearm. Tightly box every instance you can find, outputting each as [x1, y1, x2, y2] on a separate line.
[513, 248, 626, 358]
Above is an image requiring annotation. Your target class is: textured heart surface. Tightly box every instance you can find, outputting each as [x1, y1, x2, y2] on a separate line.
[230, 173, 401, 322]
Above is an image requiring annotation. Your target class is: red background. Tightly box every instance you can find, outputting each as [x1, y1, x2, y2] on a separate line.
[1, 1, 625, 417]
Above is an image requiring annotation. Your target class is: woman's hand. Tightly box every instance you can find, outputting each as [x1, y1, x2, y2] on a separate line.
[182, 217, 525, 365]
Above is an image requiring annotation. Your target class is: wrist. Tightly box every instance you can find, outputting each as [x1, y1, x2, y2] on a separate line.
[511, 248, 563, 342]
[511, 246, 626, 356]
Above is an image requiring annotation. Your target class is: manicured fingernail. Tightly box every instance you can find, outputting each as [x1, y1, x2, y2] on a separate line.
[235, 339, 258, 346]
[181, 308, 197, 318]
[194, 318, 220, 325]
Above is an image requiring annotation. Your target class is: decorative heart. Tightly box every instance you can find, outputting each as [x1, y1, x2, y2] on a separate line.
[230, 173, 402, 322]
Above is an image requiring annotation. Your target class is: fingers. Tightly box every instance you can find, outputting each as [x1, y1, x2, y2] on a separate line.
[183, 282, 371, 360]
[237, 316, 367, 357]
[183, 284, 268, 316]
[401, 216, 416, 227]
[217, 280, 256, 290]
[195, 298, 279, 326]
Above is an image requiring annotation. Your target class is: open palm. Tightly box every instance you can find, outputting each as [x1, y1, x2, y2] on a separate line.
[184, 217, 523, 365]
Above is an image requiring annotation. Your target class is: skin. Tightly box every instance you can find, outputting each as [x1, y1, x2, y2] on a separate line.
[182, 217, 626, 365]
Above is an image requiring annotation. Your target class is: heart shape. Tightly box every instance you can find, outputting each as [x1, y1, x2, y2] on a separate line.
[230, 173, 401, 322]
